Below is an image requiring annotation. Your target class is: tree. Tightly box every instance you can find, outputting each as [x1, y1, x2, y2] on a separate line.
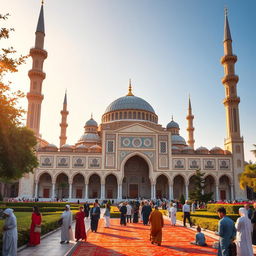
[189, 169, 213, 203]
[0, 13, 38, 179]
[239, 164, 256, 192]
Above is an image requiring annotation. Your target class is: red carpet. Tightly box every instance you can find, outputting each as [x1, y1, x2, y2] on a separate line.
[72, 219, 218, 255]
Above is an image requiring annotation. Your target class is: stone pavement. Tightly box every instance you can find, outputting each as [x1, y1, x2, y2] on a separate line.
[17, 218, 90, 256]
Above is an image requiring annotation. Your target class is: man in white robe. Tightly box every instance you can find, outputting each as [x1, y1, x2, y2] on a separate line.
[2, 208, 18, 256]
[60, 205, 73, 244]
[168, 203, 177, 226]
[235, 207, 253, 256]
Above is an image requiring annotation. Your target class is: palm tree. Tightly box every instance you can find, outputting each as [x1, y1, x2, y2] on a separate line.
[239, 164, 256, 192]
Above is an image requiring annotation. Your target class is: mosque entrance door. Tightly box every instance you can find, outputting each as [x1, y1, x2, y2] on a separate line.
[123, 155, 151, 199]
[129, 184, 138, 198]
[43, 189, 49, 198]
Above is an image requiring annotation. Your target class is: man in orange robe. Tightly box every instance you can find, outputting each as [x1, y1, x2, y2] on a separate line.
[149, 206, 164, 246]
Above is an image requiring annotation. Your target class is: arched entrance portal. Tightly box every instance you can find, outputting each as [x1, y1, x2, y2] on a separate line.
[156, 175, 169, 199]
[122, 155, 151, 199]
[38, 173, 52, 198]
[173, 175, 185, 200]
[105, 174, 118, 199]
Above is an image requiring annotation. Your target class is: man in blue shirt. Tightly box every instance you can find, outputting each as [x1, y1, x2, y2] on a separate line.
[217, 207, 236, 256]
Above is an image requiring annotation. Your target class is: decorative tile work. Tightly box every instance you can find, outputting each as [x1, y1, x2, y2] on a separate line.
[39, 156, 54, 168]
[56, 156, 70, 168]
[188, 158, 201, 170]
[120, 136, 154, 148]
[203, 159, 216, 170]
[218, 159, 230, 170]
[173, 158, 186, 169]
[88, 157, 101, 169]
[72, 156, 86, 168]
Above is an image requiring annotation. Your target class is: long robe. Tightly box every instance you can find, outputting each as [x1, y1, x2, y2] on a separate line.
[2, 212, 17, 256]
[90, 206, 100, 232]
[133, 205, 139, 223]
[217, 216, 236, 256]
[142, 205, 152, 225]
[75, 211, 86, 241]
[251, 209, 256, 245]
[29, 213, 42, 245]
[149, 210, 164, 245]
[61, 210, 73, 242]
[169, 207, 177, 225]
[235, 215, 253, 256]
[120, 205, 127, 225]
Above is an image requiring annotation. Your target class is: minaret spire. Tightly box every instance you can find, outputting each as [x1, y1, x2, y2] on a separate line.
[59, 91, 69, 147]
[221, 8, 245, 199]
[26, 3, 47, 136]
[186, 96, 195, 149]
[127, 79, 134, 96]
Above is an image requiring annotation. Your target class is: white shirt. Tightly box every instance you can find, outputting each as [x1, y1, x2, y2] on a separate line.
[126, 204, 132, 215]
[182, 204, 190, 213]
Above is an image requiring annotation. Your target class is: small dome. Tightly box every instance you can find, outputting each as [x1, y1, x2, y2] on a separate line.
[85, 118, 98, 127]
[105, 95, 155, 114]
[196, 146, 209, 154]
[172, 146, 181, 153]
[44, 143, 58, 152]
[167, 120, 179, 129]
[90, 145, 101, 149]
[182, 146, 194, 154]
[171, 135, 186, 145]
[210, 147, 224, 154]
[79, 133, 100, 142]
[61, 144, 72, 148]
[210, 146, 223, 151]
[76, 144, 88, 149]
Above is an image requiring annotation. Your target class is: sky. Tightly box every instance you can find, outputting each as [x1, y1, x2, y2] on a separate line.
[1, 0, 256, 161]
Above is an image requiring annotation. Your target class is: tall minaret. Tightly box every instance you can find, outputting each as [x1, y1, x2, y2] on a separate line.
[221, 9, 245, 199]
[26, 2, 47, 137]
[59, 92, 69, 147]
[186, 96, 195, 149]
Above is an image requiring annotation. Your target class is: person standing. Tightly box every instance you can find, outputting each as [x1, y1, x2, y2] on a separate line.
[182, 200, 192, 227]
[2, 208, 17, 256]
[251, 202, 256, 245]
[235, 207, 253, 256]
[119, 203, 127, 226]
[139, 201, 144, 223]
[28, 206, 42, 246]
[149, 206, 164, 246]
[126, 202, 132, 223]
[169, 203, 177, 226]
[83, 202, 90, 218]
[103, 203, 111, 228]
[75, 206, 86, 242]
[133, 203, 139, 223]
[90, 202, 101, 232]
[142, 201, 152, 225]
[217, 207, 236, 256]
[60, 205, 73, 244]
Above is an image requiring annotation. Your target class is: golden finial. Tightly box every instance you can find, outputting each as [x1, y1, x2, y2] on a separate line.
[224, 6, 228, 16]
[42, 0, 44, 5]
[91, 113, 93, 119]
[127, 79, 134, 96]
[171, 115, 173, 121]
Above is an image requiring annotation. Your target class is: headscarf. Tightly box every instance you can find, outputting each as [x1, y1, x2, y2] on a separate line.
[65, 205, 70, 210]
[239, 207, 248, 218]
[3, 208, 14, 216]
[173, 203, 176, 207]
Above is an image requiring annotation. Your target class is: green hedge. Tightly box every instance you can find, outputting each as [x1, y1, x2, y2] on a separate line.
[207, 204, 252, 214]
[0, 206, 79, 212]
[0, 202, 81, 207]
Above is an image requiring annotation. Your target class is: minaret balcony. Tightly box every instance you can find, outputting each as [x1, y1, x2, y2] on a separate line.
[28, 69, 46, 80]
[30, 48, 48, 59]
[221, 55, 237, 65]
[223, 97, 240, 106]
[27, 92, 44, 101]
[222, 74, 239, 84]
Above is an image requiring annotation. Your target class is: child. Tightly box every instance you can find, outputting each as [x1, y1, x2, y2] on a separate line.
[191, 226, 207, 246]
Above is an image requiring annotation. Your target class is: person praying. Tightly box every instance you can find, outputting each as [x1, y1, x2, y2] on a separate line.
[2, 208, 18, 256]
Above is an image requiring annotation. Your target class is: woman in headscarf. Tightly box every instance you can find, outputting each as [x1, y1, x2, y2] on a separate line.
[168, 203, 177, 226]
[2, 208, 18, 256]
[60, 205, 73, 244]
[235, 207, 253, 256]
[28, 206, 42, 246]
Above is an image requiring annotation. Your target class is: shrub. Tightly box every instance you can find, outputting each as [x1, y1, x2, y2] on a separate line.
[207, 203, 253, 214]
[0, 202, 81, 208]
[0, 206, 79, 212]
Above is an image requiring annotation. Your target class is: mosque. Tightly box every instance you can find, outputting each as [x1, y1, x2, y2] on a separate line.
[16, 3, 246, 201]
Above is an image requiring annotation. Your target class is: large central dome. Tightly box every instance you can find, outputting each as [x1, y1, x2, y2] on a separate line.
[102, 82, 158, 124]
[104, 95, 155, 114]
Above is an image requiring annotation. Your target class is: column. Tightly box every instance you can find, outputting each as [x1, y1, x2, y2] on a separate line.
[84, 183, 88, 200]
[152, 184, 156, 200]
[118, 184, 122, 200]
[69, 183, 72, 199]
[230, 184, 234, 201]
[34, 182, 38, 198]
[169, 184, 173, 200]
[151, 184, 154, 199]
[216, 185, 219, 201]
[185, 184, 189, 200]
[101, 184, 105, 199]
[51, 183, 55, 200]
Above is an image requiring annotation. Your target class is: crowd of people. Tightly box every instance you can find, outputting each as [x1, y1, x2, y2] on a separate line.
[2, 200, 256, 256]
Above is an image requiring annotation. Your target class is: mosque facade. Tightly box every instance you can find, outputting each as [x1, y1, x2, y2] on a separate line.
[17, 4, 246, 201]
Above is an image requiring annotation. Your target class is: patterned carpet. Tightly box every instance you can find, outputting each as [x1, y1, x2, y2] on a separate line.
[72, 219, 218, 256]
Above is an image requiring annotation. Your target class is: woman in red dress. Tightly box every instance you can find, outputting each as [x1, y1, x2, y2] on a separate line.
[29, 206, 42, 246]
[75, 206, 87, 242]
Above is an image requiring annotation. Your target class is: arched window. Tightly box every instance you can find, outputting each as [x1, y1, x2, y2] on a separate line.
[236, 145, 240, 153]
[119, 112, 122, 119]
[133, 112, 136, 119]
[237, 159, 241, 167]
[146, 113, 148, 120]
[124, 112, 127, 119]
[128, 112, 132, 119]
[111, 113, 114, 121]
[138, 112, 141, 119]
[115, 112, 118, 120]
[142, 112, 145, 120]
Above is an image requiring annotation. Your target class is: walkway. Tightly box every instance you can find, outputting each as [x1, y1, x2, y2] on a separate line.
[18, 218, 90, 256]
[70, 219, 218, 256]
